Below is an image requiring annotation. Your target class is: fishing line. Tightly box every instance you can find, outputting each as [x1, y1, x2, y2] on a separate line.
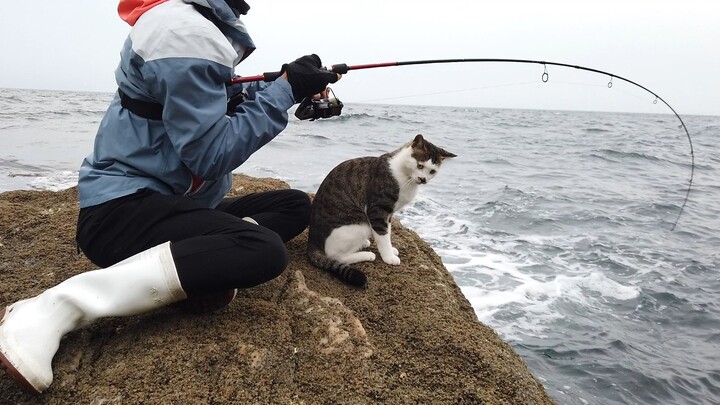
[356, 81, 540, 103]
[359, 80, 632, 104]
[232, 58, 694, 230]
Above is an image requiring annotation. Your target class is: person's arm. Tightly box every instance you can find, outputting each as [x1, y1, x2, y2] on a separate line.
[153, 56, 295, 181]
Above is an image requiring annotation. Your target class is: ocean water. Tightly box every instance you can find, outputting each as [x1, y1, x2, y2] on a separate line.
[1, 88, 719, 404]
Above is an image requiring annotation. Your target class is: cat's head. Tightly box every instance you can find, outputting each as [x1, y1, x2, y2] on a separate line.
[398, 134, 456, 185]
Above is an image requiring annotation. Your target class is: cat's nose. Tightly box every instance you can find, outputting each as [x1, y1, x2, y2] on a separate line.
[418, 177, 427, 184]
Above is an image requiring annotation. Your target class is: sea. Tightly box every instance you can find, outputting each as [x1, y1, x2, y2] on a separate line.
[1, 88, 719, 405]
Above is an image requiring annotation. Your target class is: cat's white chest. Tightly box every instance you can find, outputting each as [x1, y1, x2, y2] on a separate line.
[395, 184, 418, 212]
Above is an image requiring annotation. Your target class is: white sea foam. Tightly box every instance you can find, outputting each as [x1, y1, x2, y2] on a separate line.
[29, 171, 78, 192]
[408, 198, 642, 342]
[450, 252, 640, 341]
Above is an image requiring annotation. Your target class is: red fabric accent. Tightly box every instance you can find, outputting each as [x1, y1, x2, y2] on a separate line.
[189, 173, 206, 194]
[118, 0, 169, 26]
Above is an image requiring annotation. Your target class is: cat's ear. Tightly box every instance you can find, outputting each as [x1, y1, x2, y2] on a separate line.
[439, 148, 457, 160]
[411, 134, 425, 149]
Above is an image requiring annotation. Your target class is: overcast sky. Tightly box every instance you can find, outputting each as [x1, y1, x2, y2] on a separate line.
[1, 0, 718, 116]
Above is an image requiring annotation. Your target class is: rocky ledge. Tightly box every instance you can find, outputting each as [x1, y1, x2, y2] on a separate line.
[0, 175, 555, 404]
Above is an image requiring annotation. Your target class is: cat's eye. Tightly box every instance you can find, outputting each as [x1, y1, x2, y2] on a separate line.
[417, 164, 424, 170]
[430, 169, 436, 174]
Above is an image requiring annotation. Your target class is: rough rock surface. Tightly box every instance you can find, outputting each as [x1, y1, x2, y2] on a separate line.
[0, 175, 555, 404]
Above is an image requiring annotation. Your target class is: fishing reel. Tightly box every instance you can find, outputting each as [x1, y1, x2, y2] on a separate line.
[294, 88, 343, 121]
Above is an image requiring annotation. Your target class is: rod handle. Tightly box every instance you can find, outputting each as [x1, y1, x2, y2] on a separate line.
[262, 71, 282, 82]
[330, 64, 349, 74]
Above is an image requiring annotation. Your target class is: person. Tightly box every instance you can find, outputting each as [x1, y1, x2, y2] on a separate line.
[0, 0, 340, 395]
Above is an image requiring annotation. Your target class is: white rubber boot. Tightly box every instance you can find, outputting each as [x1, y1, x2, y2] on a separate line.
[0, 242, 187, 394]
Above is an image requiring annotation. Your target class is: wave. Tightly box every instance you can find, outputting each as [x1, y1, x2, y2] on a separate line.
[8, 172, 44, 178]
[0, 94, 24, 103]
[294, 133, 331, 141]
[0, 158, 46, 172]
[523, 341, 720, 405]
[29, 172, 78, 191]
[480, 157, 512, 165]
[600, 148, 663, 161]
[327, 112, 372, 121]
[583, 127, 611, 133]
[589, 149, 669, 164]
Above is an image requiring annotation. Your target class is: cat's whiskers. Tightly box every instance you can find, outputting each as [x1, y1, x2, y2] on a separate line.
[401, 177, 415, 189]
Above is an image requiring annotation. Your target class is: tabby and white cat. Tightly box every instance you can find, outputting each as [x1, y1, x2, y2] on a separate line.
[307, 134, 456, 287]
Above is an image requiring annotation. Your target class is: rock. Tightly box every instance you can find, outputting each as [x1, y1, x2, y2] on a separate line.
[0, 174, 555, 404]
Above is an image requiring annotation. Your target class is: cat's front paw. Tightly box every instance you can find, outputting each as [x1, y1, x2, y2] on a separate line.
[392, 247, 399, 255]
[381, 254, 401, 266]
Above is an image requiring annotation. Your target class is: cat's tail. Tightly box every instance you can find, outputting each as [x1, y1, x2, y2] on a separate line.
[307, 244, 367, 288]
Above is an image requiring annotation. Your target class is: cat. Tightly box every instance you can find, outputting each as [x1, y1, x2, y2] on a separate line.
[307, 134, 456, 287]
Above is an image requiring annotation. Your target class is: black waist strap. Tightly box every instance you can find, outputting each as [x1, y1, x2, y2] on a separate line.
[118, 89, 163, 120]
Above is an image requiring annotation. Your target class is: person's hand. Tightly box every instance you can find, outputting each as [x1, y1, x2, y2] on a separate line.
[280, 54, 341, 103]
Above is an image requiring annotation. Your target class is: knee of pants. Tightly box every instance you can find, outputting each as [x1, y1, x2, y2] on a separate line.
[288, 189, 312, 221]
[254, 228, 290, 281]
[170, 228, 290, 293]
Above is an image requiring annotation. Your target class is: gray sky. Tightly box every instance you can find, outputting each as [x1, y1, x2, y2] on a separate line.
[1, 0, 718, 116]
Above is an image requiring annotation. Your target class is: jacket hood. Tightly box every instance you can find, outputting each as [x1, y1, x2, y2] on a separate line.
[118, 0, 255, 61]
[118, 0, 169, 25]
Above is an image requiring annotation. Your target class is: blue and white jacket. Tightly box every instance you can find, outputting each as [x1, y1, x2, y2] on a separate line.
[78, 0, 295, 208]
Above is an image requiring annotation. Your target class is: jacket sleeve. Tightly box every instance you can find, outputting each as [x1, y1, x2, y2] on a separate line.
[151, 55, 295, 181]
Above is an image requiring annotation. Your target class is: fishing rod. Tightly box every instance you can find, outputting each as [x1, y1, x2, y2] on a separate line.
[232, 58, 693, 230]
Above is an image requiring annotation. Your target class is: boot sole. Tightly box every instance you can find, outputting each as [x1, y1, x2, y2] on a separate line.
[0, 307, 42, 395]
[179, 289, 237, 314]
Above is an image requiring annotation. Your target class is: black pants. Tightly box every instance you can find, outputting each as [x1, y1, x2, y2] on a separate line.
[76, 188, 311, 295]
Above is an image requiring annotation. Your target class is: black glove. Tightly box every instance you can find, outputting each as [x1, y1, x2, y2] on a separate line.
[281, 54, 339, 103]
